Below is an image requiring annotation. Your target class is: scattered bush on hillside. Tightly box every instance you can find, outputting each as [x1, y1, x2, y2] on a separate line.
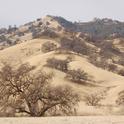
[116, 90, 124, 105]
[32, 28, 58, 39]
[32, 28, 42, 38]
[0, 63, 80, 117]
[118, 59, 124, 66]
[96, 42, 121, 66]
[89, 54, 118, 73]
[107, 64, 117, 72]
[89, 55, 108, 69]
[60, 37, 96, 55]
[66, 55, 75, 62]
[66, 69, 89, 84]
[46, 57, 70, 72]
[41, 42, 57, 53]
[7, 25, 17, 34]
[118, 69, 124, 76]
[41, 29, 58, 38]
[0, 35, 12, 45]
[84, 91, 106, 106]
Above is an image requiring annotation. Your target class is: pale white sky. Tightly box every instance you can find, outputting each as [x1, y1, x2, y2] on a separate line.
[0, 0, 123, 27]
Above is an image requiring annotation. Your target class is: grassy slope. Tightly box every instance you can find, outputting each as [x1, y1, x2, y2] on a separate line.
[0, 38, 124, 115]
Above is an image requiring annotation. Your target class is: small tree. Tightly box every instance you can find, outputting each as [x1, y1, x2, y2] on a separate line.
[0, 63, 80, 117]
[66, 69, 89, 83]
[46, 58, 69, 72]
[116, 91, 124, 105]
[84, 92, 106, 106]
[41, 42, 57, 53]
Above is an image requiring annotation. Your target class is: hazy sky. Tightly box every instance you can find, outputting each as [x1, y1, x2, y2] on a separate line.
[0, 0, 123, 27]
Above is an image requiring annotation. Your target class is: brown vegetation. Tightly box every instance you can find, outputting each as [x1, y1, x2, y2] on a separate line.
[46, 57, 71, 72]
[66, 69, 89, 84]
[0, 63, 80, 117]
[83, 92, 106, 106]
[118, 69, 124, 76]
[41, 42, 57, 53]
[60, 37, 95, 55]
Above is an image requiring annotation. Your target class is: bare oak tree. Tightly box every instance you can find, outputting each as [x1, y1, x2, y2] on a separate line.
[84, 94, 104, 106]
[83, 91, 106, 106]
[0, 63, 80, 117]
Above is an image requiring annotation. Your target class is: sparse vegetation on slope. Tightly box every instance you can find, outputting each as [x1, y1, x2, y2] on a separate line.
[0, 15, 124, 116]
[0, 63, 80, 117]
[60, 37, 96, 56]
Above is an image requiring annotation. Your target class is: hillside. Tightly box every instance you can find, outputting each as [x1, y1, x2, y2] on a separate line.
[0, 15, 124, 116]
[0, 37, 124, 115]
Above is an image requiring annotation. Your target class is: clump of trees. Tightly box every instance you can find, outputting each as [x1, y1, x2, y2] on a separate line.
[46, 57, 71, 72]
[75, 18, 124, 40]
[89, 55, 107, 69]
[60, 37, 95, 55]
[7, 25, 17, 34]
[32, 28, 58, 39]
[0, 35, 12, 45]
[41, 29, 58, 38]
[32, 28, 42, 38]
[66, 69, 89, 84]
[99, 41, 120, 58]
[0, 63, 80, 117]
[41, 42, 57, 53]
[46, 58, 92, 85]
[89, 54, 118, 73]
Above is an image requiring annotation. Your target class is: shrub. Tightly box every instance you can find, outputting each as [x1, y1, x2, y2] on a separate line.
[108, 64, 117, 72]
[89, 55, 117, 72]
[41, 29, 58, 38]
[32, 28, 42, 38]
[66, 69, 89, 83]
[118, 69, 124, 76]
[46, 58, 69, 72]
[116, 91, 124, 105]
[41, 42, 57, 53]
